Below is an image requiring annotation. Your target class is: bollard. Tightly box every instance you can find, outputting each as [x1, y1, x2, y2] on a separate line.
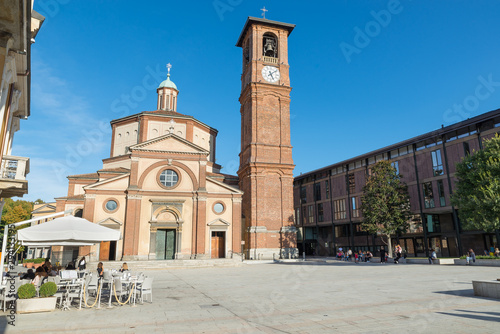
[303, 252, 305, 261]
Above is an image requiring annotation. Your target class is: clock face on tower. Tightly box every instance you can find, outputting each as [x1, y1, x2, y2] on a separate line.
[261, 66, 280, 83]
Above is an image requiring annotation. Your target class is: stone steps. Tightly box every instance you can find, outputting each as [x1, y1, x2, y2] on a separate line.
[87, 258, 244, 271]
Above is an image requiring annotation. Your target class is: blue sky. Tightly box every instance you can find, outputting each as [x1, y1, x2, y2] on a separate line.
[15, 0, 500, 202]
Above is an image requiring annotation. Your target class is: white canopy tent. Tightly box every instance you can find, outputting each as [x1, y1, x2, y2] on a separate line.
[17, 215, 121, 246]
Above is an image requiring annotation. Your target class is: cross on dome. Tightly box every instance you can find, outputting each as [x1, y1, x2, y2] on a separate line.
[167, 63, 172, 76]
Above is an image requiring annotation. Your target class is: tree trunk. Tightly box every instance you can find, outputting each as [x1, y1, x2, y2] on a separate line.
[386, 234, 393, 258]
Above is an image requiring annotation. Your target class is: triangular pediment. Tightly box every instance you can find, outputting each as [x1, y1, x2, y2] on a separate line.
[129, 134, 209, 155]
[206, 177, 243, 194]
[32, 203, 57, 214]
[97, 217, 123, 229]
[84, 173, 130, 190]
[207, 218, 230, 226]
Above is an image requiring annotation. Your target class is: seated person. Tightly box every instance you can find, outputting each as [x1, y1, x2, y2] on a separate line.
[119, 263, 129, 272]
[428, 249, 437, 264]
[66, 261, 75, 270]
[97, 262, 104, 278]
[365, 251, 373, 262]
[47, 265, 57, 276]
[21, 269, 35, 280]
[32, 266, 48, 286]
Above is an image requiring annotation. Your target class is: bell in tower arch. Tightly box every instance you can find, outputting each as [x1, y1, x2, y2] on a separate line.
[263, 34, 278, 58]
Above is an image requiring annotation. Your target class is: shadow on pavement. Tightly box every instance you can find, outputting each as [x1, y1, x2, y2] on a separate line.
[437, 310, 500, 323]
[433, 289, 475, 297]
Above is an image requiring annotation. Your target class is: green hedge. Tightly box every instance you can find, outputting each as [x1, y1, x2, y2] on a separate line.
[17, 283, 37, 299]
[459, 255, 500, 260]
[23, 258, 46, 264]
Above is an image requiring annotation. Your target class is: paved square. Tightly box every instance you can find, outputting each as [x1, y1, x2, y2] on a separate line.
[2, 261, 500, 333]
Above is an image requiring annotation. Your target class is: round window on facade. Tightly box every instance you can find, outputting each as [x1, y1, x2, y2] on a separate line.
[213, 202, 225, 214]
[159, 169, 179, 188]
[105, 200, 118, 212]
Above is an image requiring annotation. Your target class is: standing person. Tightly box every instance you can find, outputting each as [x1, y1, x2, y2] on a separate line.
[380, 246, 386, 264]
[428, 249, 437, 264]
[394, 245, 402, 264]
[78, 256, 86, 270]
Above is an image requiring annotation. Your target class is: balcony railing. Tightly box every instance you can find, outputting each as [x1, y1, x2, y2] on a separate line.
[263, 56, 278, 64]
[0, 155, 29, 181]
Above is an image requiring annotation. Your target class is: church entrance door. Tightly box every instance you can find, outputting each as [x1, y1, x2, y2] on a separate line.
[99, 241, 116, 261]
[211, 231, 225, 258]
[156, 229, 176, 260]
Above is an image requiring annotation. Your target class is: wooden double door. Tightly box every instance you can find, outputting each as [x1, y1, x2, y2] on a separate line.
[156, 229, 176, 260]
[211, 231, 225, 259]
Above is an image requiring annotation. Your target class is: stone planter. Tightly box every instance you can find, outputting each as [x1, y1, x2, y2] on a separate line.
[17, 297, 57, 314]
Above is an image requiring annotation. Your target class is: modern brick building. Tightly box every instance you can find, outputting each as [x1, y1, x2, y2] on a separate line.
[294, 108, 500, 258]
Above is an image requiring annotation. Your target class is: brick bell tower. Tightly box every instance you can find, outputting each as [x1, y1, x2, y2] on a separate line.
[236, 16, 298, 260]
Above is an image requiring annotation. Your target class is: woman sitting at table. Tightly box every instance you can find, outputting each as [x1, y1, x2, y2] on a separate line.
[31, 267, 48, 286]
[119, 263, 129, 272]
[97, 262, 104, 278]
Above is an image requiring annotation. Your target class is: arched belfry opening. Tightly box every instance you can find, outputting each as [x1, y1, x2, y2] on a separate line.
[263, 33, 278, 59]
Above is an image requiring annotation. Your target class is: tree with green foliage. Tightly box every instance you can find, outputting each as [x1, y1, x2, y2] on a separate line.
[360, 161, 411, 257]
[0, 198, 33, 252]
[452, 134, 500, 242]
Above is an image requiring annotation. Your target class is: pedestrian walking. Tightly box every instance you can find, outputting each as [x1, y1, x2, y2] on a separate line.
[380, 246, 386, 264]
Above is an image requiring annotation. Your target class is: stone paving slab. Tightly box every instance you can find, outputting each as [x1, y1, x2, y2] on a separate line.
[2, 261, 500, 333]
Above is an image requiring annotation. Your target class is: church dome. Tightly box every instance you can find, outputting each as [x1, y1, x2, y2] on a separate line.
[158, 74, 177, 90]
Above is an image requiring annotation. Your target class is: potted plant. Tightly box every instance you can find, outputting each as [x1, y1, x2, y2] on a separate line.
[22, 259, 34, 268]
[17, 282, 58, 313]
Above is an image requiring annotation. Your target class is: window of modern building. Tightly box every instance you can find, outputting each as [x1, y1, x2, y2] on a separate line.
[302, 206, 307, 225]
[346, 173, 355, 193]
[314, 182, 321, 201]
[308, 205, 314, 223]
[426, 214, 441, 233]
[295, 208, 300, 225]
[325, 180, 330, 199]
[300, 186, 307, 203]
[391, 161, 399, 176]
[335, 224, 349, 237]
[317, 203, 324, 222]
[351, 197, 359, 218]
[334, 199, 346, 220]
[423, 182, 435, 208]
[437, 180, 446, 207]
[463, 141, 470, 156]
[431, 149, 444, 176]
[354, 223, 368, 236]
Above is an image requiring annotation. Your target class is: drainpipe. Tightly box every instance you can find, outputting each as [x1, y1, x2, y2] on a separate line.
[313, 176, 319, 255]
[346, 165, 354, 250]
[328, 170, 335, 255]
[441, 138, 463, 256]
[412, 144, 429, 257]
